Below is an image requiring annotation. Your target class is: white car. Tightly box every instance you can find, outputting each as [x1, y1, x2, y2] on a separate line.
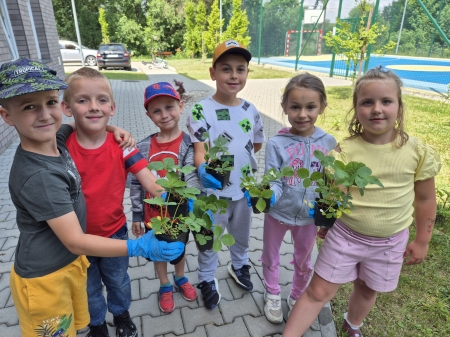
[59, 40, 98, 66]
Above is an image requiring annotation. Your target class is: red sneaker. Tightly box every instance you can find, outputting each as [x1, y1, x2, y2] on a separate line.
[174, 276, 198, 301]
[159, 285, 175, 313]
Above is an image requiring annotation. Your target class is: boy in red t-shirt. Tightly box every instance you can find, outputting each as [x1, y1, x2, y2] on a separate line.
[61, 68, 171, 337]
[130, 82, 202, 313]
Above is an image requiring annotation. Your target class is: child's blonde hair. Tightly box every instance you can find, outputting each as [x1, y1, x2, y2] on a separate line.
[348, 67, 408, 147]
[281, 72, 327, 111]
[63, 67, 114, 103]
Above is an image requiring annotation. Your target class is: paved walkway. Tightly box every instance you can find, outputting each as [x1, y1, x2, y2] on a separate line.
[0, 61, 351, 336]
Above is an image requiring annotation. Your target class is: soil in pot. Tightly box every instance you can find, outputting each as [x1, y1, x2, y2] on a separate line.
[314, 202, 336, 228]
[193, 228, 214, 252]
[156, 230, 189, 265]
[205, 167, 231, 190]
[250, 197, 271, 214]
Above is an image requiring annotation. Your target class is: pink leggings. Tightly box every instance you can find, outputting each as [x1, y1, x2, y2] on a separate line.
[261, 214, 317, 300]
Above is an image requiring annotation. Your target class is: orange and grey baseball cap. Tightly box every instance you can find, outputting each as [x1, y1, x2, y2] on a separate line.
[212, 40, 252, 66]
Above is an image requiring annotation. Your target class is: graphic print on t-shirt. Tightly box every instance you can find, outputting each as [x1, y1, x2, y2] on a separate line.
[34, 313, 72, 337]
[216, 109, 230, 120]
[192, 103, 205, 121]
[239, 118, 252, 133]
[63, 149, 81, 204]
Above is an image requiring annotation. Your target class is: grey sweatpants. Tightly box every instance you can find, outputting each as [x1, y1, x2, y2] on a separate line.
[197, 197, 252, 282]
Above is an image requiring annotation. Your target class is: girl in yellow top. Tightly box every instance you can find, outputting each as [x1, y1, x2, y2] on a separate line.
[283, 67, 441, 337]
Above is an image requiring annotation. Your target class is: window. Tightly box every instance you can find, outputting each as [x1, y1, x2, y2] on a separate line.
[65, 43, 77, 50]
[27, 0, 41, 60]
[0, 0, 19, 59]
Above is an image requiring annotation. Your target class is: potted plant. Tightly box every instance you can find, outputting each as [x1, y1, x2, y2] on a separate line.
[191, 194, 235, 252]
[240, 167, 294, 213]
[297, 150, 384, 228]
[145, 158, 234, 262]
[203, 134, 234, 190]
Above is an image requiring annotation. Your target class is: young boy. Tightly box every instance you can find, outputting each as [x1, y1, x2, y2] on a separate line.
[130, 82, 201, 313]
[60, 68, 175, 337]
[187, 40, 266, 309]
[0, 58, 183, 337]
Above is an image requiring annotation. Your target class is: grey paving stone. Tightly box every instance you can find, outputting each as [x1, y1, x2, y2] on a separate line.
[142, 310, 184, 337]
[220, 293, 260, 324]
[244, 315, 285, 336]
[0, 323, 20, 337]
[162, 325, 207, 337]
[205, 316, 250, 337]
[0, 305, 19, 325]
[180, 305, 224, 333]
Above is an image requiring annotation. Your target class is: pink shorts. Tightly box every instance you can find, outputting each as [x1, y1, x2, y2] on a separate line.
[314, 221, 409, 292]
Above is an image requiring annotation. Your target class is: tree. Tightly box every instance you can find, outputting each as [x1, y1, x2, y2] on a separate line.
[115, 15, 145, 55]
[195, 0, 207, 58]
[223, 0, 251, 46]
[204, 0, 224, 55]
[184, 0, 197, 57]
[98, 7, 110, 44]
[324, 0, 396, 81]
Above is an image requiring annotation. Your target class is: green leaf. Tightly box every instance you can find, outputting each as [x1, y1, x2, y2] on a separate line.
[356, 165, 372, 178]
[178, 165, 196, 174]
[256, 198, 266, 212]
[148, 161, 165, 171]
[297, 168, 310, 179]
[220, 233, 235, 246]
[213, 239, 222, 252]
[163, 157, 175, 167]
[214, 225, 223, 237]
[144, 197, 165, 206]
[310, 171, 322, 181]
[249, 189, 261, 198]
[313, 150, 326, 161]
[261, 189, 273, 199]
[281, 166, 294, 177]
[302, 178, 312, 188]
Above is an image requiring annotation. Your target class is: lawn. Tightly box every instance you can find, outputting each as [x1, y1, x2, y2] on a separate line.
[135, 56, 295, 80]
[316, 86, 450, 337]
[65, 70, 148, 81]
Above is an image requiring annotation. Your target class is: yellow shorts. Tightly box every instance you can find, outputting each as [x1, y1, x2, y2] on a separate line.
[10, 255, 90, 337]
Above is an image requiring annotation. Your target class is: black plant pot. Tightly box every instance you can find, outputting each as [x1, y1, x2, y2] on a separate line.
[167, 202, 189, 218]
[314, 202, 336, 228]
[205, 167, 231, 190]
[156, 230, 189, 265]
[251, 197, 271, 214]
[193, 228, 214, 252]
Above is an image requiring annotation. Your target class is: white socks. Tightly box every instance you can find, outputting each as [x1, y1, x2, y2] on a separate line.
[344, 312, 363, 329]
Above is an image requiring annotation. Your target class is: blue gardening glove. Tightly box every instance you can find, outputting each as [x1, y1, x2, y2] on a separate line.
[127, 230, 184, 262]
[187, 198, 194, 212]
[269, 192, 276, 207]
[243, 190, 252, 207]
[161, 192, 167, 201]
[198, 163, 222, 190]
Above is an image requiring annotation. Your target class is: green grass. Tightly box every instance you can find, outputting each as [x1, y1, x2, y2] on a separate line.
[142, 57, 294, 80]
[65, 70, 148, 81]
[316, 86, 450, 337]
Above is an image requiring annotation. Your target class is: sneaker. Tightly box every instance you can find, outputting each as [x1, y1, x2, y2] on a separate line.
[264, 291, 283, 324]
[159, 284, 175, 313]
[342, 318, 363, 337]
[173, 276, 198, 301]
[87, 321, 110, 337]
[113, 311, 137, 337]
[287, 295, 296, 312]
[228, 264, 253, 290]
[197, 278, 221, 309]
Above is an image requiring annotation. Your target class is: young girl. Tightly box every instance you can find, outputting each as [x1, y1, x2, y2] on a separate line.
[283, 67, 441, 337]
[260, 73, 336, 323]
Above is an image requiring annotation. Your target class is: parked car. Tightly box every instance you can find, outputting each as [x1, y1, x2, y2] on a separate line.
[59, 40, 97, 66]
[97, 43, 132, 71]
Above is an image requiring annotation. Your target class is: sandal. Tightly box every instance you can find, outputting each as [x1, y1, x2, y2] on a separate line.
[342, 319, 363, 337]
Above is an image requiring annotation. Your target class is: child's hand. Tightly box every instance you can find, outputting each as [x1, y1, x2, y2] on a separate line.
[198, 163, 222, 189]
[132, 221, 144, 238]
[113, 127, 136, 149]
[317, 227, 329, 239]
[403, 240, 428, 265]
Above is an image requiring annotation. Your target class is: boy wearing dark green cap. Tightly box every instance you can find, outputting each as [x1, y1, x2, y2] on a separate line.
[0, 57, 184, 337]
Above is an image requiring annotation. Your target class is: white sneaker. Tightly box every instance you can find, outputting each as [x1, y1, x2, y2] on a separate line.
[287, 295, 296, 312]
[264, 291, 283, 324]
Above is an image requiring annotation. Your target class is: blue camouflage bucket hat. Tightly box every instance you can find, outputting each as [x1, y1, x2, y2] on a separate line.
[0, 57, 68, 100]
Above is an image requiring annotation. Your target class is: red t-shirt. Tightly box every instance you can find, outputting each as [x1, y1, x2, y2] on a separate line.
[144, 133, 184, 224]
[66, 132, 148, 237]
